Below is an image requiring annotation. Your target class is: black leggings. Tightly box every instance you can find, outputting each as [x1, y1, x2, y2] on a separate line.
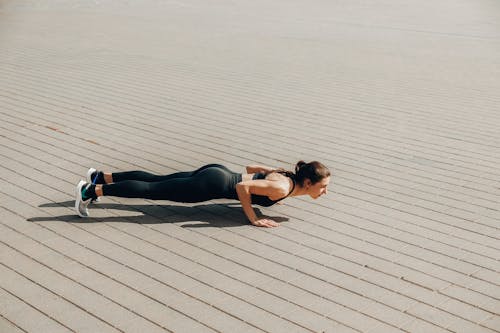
[102, 164, 241, 203]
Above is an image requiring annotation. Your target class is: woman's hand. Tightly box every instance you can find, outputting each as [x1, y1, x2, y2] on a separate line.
[251, 218, 280, 228]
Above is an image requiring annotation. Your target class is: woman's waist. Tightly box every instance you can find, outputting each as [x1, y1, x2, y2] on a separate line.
[234, 173, 243, 184]
[224, 173, 242, 199]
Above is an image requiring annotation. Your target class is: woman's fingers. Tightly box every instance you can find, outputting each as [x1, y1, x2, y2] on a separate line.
[252, 220, 263, 227]
[252, 218, 279, 228]
[265, 219, 279, 227]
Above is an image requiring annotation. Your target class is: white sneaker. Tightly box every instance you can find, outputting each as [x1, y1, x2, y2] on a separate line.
[75, 180, 92, 217]
[86, 168, 100, 202]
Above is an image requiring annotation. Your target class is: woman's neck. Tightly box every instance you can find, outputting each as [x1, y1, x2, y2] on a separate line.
[290, 183, 308, 197]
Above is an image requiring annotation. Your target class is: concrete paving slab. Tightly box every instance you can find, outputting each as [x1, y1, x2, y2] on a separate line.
[2, 0, 500, 332]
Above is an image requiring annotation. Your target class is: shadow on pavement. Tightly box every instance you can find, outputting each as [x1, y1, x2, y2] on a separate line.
[28, 200, 289, 228]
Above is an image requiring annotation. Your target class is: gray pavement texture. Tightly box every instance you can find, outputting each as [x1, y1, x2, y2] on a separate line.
[1, 0, 499, 332]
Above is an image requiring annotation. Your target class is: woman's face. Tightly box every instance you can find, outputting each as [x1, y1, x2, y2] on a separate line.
[307, 176, 331, 199]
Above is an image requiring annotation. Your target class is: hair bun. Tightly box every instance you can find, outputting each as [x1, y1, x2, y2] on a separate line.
[295, 160, 306, 173]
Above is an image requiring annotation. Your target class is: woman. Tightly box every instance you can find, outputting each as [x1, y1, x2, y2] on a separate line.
[75, 161, 331, 228]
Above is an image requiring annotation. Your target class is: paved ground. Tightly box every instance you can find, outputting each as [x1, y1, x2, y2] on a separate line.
[0, 0, 499, 332]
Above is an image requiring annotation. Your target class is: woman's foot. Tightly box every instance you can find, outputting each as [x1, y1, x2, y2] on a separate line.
[86, 168, 104, 202]
[87, 168, 105, 184]
[75, 180, 93, 217]
[75, 180, 98, 217]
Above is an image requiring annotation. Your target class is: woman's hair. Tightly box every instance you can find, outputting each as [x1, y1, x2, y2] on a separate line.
[276, 160, 331, 187]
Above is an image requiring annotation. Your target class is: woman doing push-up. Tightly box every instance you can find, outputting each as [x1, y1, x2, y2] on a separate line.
[75, 161, 331, 228]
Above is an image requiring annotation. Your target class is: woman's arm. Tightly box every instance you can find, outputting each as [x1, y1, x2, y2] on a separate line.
[235, 180, 284, 228]
[245, 164, 276, 174]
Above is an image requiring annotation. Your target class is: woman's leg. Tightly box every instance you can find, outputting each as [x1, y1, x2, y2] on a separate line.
[77, 165, 233, 217]
[94, 166, 230, 202]
[103, 164, 228, 183]
[111, 170, 194, 183]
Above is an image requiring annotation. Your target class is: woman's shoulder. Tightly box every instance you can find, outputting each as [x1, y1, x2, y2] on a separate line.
[249, 172, 289, 188]
[261, 171, 286, 182]
[267, 170, 294, 180]
[266, 173, 292, 196]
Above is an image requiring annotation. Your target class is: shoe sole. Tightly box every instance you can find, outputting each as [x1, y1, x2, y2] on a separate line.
[75, 180, 89, 217]
[86, 168, 97, 183]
